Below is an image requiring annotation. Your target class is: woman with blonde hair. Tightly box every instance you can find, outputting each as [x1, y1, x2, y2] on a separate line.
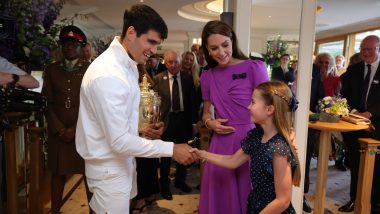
[181, 51, 200, 89]
[314, 52, 340, 97]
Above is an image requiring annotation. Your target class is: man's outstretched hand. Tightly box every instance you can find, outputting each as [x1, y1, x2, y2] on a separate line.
[173, 144, 198, 165]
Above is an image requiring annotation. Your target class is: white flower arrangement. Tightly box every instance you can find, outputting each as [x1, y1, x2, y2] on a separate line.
[318, 96, 350, 117]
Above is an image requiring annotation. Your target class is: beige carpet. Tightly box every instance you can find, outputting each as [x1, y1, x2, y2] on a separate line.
[56, 158, 353, 214]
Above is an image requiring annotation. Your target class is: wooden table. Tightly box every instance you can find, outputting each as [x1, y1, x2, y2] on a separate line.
[308, 120, 369, 214]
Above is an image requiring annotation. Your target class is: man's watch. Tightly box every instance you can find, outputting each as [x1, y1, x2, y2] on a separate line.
[12, 74, 19, 84]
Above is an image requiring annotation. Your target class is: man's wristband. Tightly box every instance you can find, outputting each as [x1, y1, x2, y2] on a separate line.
[12, 74, 19, 84]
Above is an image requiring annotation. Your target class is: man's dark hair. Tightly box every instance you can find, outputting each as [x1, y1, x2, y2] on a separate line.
[121, 4, 168, 40]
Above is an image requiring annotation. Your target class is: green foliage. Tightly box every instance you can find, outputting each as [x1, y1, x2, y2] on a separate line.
[1, 0, 65, 70]
[263, 36, 289, 69]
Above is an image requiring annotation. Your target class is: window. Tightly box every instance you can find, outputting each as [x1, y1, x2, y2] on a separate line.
[318, 40, 344, 57]
[354, 29, 380, 52]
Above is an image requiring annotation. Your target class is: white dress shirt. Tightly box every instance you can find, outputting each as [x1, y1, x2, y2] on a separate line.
[76, 37, 173, 201]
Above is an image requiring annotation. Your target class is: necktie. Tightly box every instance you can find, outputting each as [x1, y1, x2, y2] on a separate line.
[67, 61, 73, 72]
[360, 64, 372, 110]
[172, 75, 180, 111]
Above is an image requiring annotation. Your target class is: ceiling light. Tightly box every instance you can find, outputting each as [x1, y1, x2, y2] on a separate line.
[316, 5, 323, 13]
[206, 0, 223, 14]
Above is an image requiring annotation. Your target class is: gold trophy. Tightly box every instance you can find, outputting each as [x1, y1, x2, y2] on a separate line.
[138, 75, 161, 133]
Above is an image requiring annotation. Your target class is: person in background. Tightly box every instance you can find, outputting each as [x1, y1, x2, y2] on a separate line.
[290, 60, 298, 94]
[193, 81, 300, 214]
[0, 56, 39, 88]
[303, 64, 324, 213]
[348, 52, 363, 66]
[315, 52, 346, 172]
[336, 54, 346, 76]
[199, 20, 269, 214]
[153, 50, 198, 200]
[181, 51, 200, 89]
[42, 25, 92, 214]
[191, 44, 200, 56]
[339, 35, 380, 213]
[0, 56, 39, 213]
[81, 42, 95, 63]
[75, 5, 196, 213]
[198, 46, 208, 73]
[271, 54, 295, 88]
[315, 52, 340, 97]
[145, 54, 166, 78]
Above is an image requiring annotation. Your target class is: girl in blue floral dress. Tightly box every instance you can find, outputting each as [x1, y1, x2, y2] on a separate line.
[193, 81, 301, 213]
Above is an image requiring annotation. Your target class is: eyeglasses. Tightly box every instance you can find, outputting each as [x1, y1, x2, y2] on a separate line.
[360, 46, 380, 53]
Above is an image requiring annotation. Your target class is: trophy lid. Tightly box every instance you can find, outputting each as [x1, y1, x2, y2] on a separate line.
[140, 75, 151, 92]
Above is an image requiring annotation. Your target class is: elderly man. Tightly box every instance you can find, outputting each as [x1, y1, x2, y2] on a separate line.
[339, 35, 380, 213]
[146, 54, 166, 78]
[153, 50, 198, 199]
[336, 54, 346, 76]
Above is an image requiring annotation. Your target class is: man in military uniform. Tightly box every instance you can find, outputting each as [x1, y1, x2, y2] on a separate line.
[42, 25, 92, 214]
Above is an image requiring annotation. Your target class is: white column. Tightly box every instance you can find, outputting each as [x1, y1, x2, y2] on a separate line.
[233, 0, 251, 56]
[292, 1, 317, 213]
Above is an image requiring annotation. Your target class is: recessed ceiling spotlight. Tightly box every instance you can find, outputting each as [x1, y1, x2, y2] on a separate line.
[268, 15, 272, 18]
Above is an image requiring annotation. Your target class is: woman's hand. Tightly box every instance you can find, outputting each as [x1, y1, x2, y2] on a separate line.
[208, 118, 235, 135]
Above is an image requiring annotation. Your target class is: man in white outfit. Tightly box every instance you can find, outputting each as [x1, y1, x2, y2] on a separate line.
[75, 4, 197, 213]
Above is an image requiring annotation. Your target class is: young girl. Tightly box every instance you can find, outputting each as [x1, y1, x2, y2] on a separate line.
[193, 81, 300, 214]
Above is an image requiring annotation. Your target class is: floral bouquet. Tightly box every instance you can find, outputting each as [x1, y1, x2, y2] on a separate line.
[317, 96, 349, 122]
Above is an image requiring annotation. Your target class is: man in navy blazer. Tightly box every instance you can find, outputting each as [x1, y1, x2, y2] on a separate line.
[339, 35, 380, 213]
[271, 53, 295, 87]
[153, 50, 198, 200]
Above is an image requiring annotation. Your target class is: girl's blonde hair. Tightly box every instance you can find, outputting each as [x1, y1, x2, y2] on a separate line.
[256, 81, 301, 187]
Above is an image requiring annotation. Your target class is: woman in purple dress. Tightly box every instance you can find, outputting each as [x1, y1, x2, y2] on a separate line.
[199, 20, 269, 214]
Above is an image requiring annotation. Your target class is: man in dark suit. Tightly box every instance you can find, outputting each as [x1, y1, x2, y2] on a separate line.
[153, 50, 197, 200]
[271, 53, 295, 87]
[303, 64, 325, 213]
[146, 54, 166, 78]
[339, 35, 380, 213]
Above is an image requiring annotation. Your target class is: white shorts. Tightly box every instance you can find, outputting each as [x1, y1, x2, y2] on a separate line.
[86, 165, 135, 214]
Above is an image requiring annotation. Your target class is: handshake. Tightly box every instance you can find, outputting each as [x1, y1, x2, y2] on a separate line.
[173, 144, 207, 165]
[140, 122, 207, 165]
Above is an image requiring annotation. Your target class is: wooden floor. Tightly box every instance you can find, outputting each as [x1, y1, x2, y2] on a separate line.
[14, 158, 353, 214]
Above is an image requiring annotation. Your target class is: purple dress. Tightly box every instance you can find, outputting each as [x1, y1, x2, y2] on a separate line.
[199, 59, 269, 214]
